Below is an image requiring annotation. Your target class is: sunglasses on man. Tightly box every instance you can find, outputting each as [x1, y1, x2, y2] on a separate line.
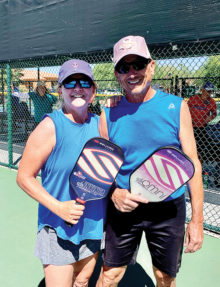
[63, 78, 93, 89]
[115, 57, 151, 74]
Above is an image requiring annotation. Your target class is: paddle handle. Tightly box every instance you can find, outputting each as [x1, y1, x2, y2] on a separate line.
[65, 198, 85, 227]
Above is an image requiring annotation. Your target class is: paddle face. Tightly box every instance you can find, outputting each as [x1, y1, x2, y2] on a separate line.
[69, 137, 124, 204]
[130, 146, 195, 202]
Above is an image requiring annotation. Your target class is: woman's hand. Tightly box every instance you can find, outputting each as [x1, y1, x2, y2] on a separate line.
[57, 200, 85, 225]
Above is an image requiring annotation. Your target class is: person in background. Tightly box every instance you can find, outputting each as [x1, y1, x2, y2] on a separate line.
[29, 81, 57, 127]
[188, 82, 217, 163]
[11, 83, 22, 130]
[17, 59, 108, 287]
[96, 35, 204, 287]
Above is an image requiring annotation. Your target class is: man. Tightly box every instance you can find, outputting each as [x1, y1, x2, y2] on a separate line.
[188, 82, 217, 163]
[11, 83, 22, 130]
[96, 36, 204, 287]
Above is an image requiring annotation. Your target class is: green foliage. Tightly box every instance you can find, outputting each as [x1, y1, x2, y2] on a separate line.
[154, 62, 190, 79]
[93, 63, 120, 91]
[201, 56, 220, 88]
[153, 62, 191, 91]
[191, 56, 220, 90]
[1, 68, 24, 89]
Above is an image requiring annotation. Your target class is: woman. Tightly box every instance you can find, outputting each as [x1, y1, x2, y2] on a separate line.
[29, 81, 57, 126]
[17, 59, 107, 287]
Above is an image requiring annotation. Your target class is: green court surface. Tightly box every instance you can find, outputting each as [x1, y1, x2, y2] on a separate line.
[0, 166, 219, 287]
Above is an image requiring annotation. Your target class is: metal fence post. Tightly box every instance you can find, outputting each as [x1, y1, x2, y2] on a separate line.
[6, 63, 13, 167]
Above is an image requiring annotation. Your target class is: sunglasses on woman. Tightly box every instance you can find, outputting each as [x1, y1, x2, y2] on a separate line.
[115, 58, 151, 74]
[63, 78, 93, 89]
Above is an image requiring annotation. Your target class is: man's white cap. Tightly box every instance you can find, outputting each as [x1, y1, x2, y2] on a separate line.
[113, 35, 152, 67]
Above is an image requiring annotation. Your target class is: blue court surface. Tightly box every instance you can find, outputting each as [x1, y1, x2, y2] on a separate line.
[0, 166, 219, 287]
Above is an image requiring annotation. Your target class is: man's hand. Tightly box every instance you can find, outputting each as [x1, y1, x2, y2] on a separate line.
[111, 188, 148, 212]
[184, 220, 204, 253]
[105, 95, 122, 107]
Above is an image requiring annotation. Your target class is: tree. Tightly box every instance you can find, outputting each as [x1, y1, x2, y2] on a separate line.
[199, 56, 220, 89]
[1, 68, 24, 91]
[93, 63, 121, 92]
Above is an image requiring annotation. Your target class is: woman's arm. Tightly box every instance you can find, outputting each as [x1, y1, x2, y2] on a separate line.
[16, 117, 84, 224]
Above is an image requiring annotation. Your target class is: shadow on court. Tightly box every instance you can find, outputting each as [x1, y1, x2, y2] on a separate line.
[37, 254, 155, 287]
[89, 254, 155, 287]
[119, 264, 155, 287]
[38, 278, 45, 287]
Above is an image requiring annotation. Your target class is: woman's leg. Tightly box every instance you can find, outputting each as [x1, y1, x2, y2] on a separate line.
[43, 252, 98, 287]
[73, 252, 99, 287]
[44, 264, 75, 287]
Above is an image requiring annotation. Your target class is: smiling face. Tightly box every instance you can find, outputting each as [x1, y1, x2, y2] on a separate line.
[114, 55, 155, 102]
[59, 74, 95, 113]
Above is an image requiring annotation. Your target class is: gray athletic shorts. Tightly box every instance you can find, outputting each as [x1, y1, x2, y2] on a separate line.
[34, 226, 102, 265]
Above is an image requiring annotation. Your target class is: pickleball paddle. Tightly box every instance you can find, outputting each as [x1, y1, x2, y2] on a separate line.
[130, 146, 194, 202]
[66, 137, 124, 226]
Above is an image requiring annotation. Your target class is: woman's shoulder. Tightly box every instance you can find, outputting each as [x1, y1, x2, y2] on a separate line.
[27, 116, 55, 150]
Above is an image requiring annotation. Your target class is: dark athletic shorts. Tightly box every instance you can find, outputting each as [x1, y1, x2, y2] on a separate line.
[102, 194, 186, 278]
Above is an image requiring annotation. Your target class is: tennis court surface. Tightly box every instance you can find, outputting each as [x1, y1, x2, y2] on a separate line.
[1, 166, 219, 287]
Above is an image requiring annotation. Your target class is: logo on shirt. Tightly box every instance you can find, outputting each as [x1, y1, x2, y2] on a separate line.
[193, 105, 206, 111]
[168, 103, 175, 109]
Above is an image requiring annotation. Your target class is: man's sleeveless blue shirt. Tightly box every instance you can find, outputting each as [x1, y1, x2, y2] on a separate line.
[104, 90, 185, 200]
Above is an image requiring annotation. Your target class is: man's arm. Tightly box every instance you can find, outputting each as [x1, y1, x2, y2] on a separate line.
[187, 96, 197, 126]
[203, 100, 217, 125]
[210, 100, 217, 121]
[99, 110, 109, 140]
[179, 100, 204, 253]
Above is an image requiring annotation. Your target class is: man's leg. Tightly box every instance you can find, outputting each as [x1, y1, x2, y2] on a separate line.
[145, 196, 186, 287]
[97, 201, 143, 286]
[96, 265, 127, 287]
[153, 266, 176, 287]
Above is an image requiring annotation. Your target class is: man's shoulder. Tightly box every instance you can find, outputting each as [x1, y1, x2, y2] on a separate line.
[188, 94, 200, 101]
[157, 90, 183, 103]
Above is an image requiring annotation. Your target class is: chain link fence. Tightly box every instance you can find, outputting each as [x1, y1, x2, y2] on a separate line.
[0, 40, 219, 233]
